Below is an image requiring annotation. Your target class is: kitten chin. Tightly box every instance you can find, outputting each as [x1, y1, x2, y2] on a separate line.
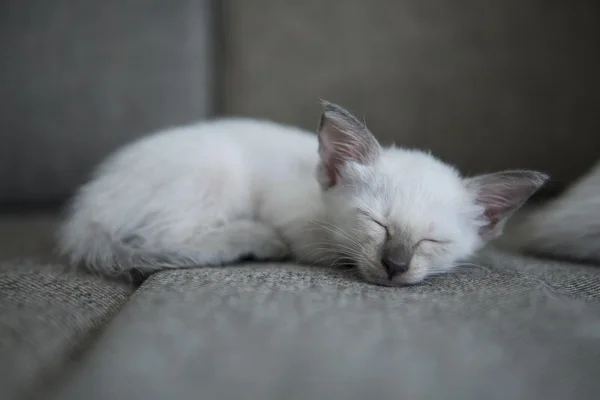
[359, 269, 430, 287]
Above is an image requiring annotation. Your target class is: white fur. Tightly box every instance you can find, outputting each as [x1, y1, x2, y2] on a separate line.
[58, 102, 547, 285]
[511, 161, 600, 263]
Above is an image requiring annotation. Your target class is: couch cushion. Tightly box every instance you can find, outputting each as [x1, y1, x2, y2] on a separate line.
[0, 261, 135, 400]
[0, 212, 136, 399]
[50, 248, 600, 400]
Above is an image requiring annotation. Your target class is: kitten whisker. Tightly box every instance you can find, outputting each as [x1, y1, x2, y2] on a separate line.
[451, 262, 490, 272]
[307, 220, 363, 248]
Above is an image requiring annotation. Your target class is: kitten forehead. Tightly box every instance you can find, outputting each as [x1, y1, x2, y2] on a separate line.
[378, 148, 465, 199]
[351, 147, 471, 232]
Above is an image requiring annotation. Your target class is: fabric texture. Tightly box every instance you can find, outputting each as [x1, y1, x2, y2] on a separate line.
[0, 260, 134, 400]
[0, 214, 135, 400]
[51, 248, 600, 400]
[223, 0, 600, 189]
[0, 0, 215, 202]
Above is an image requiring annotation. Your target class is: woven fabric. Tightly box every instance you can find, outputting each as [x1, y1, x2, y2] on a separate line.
[52, 248, 600, 400]
[0, 260, 134, 400]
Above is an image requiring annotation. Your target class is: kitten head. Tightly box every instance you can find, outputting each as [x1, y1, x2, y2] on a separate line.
[316, 101, 548, 286]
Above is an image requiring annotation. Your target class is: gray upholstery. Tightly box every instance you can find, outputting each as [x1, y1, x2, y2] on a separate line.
[0, 0, 215, 202]
[0, 213, 61, 263]
[51, 250, 600, 400]
[0, 261, 134, 400]
[223, 0, 600, 188]
[0, 214, 134, 399]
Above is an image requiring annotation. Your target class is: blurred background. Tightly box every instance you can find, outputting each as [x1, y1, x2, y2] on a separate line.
[1, 0, 599, 208]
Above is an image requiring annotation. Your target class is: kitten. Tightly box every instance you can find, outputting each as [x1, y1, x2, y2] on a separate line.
[57, 101, 548, 286]
[509, 161, 600, 264]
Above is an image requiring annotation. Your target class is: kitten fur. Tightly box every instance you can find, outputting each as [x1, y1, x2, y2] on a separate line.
[58, 101, 548, 286]
[510, 161, 600, 263]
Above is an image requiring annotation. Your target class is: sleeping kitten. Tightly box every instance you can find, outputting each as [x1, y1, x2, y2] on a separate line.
[58, 101, 548, 286]
[509, 161, 600, 264]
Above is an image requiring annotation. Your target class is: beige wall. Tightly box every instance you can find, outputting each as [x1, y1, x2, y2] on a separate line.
[223, 0, 600, 190]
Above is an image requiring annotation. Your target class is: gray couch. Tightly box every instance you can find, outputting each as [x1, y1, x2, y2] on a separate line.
[2, 2, 600, 399]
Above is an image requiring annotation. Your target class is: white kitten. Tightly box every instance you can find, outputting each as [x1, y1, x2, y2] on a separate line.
[509, 161, 600, 263]
[58, 101, 548, 286]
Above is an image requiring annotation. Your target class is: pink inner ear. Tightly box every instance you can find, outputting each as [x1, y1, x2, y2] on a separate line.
[480, 206, 503, 233]
[480, 193, 512, 221]
[467, 170, 548, 239]
[317, 112, 380, 188]
[317, 133, 343, 187]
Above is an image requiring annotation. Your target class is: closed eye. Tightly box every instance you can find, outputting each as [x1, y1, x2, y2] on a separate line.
[415, 238, 451, 247]
[356, 209, 389, 236]
[372, 219, 386, 229]
[372, 219, 390, 236]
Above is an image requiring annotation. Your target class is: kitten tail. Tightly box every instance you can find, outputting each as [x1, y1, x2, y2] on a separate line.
[506, 162, 600, 263]
[57, 218, 202, 278]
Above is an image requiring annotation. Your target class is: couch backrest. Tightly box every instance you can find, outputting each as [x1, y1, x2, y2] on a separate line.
[3, 1, 598, 204]
[223, 0, 600, 191]
[0, 0, 215, 203]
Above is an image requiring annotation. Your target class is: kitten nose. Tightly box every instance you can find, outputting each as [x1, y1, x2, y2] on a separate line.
[381, 257, 409, 279]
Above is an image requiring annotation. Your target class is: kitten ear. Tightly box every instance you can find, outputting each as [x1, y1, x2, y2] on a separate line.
[317, 100, 381, 188]
[465, 170, 549, 240]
